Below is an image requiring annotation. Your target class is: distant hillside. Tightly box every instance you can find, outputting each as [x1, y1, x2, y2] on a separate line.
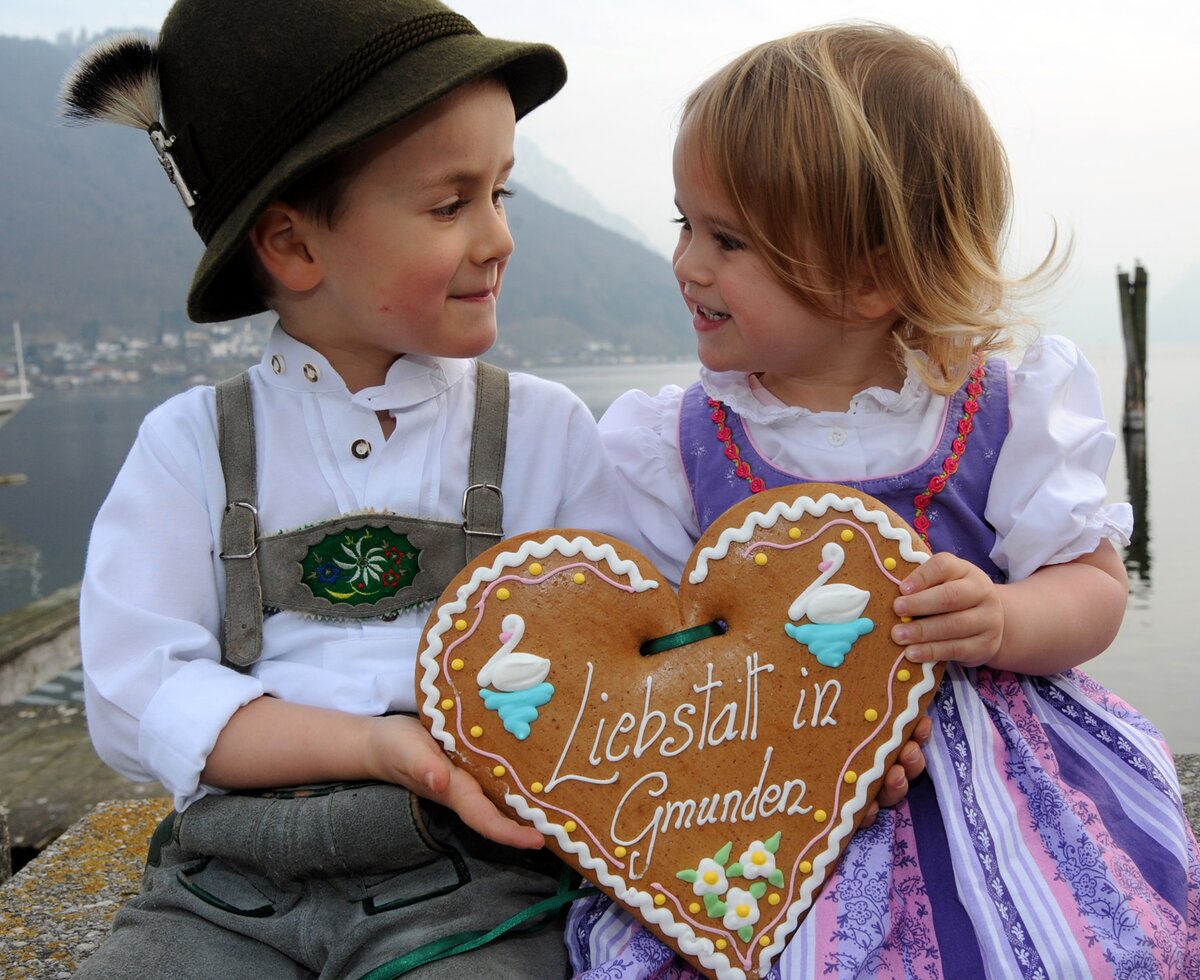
[0, 33, 692, 367]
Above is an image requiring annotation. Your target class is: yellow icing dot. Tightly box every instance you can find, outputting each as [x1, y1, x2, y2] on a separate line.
[814, 809, 828, 823]
[454, 619, 467, 631]
[884, 557, 897, 571]
[897, 668, 911, 682]
[470, 725, 483, 738]
[654, 894, 666, 907]
[716, 939, 728, 951]
[841, 529, 854, 542]
[900, 616, 913, 623]
[800, 860, 813, 874]
[768, 893, 781, 906]
[531, 782, 543, 793]
[703, 870, 719, 885]
[496, 587, 510, 600]
[735, 903, 750, 918]
[440, 698, 454, 711]
[760, 936, 772, 947]
[529, 563, 542, 575]
[689, 902, 701, 914]
[563, 820, 577, 833]
[755, 553, 768, 566]
[751, 852, 766, 866]
[845, 771, 858, 784]
[615, 846, 627, 858]
[864, 708, 879, 722]
[788, 527, 801, 540]
[450, 658, 465, 671]
[573, 572, 586, 585]
[492, 765, 505, 777]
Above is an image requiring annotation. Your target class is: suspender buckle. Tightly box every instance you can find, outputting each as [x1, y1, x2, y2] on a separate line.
[219, 500, 260, 559]
[461, 483, 504, 537]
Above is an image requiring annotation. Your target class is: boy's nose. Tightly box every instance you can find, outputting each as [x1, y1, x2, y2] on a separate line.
[474, 206, 514, 265]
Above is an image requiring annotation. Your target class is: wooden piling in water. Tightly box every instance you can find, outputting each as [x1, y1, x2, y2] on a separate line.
[1117, 263, 1148, 432]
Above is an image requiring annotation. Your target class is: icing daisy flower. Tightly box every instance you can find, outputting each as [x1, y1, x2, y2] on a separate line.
[722, 887, 760, 931]
[737, 840, 777, 880]
[691, 857, 729, 897]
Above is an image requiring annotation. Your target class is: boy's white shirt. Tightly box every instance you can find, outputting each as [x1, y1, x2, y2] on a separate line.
[599, 335, 1132, 586]
[81, 325, 641, 809]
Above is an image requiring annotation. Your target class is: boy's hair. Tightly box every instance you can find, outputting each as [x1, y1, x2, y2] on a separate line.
[681, 23, 1060, 391]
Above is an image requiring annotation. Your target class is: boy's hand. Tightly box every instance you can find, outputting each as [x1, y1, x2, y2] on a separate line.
[858, 714, 932, 828]
[364, 714, 544, 850]
[891, 552, 1004, 668]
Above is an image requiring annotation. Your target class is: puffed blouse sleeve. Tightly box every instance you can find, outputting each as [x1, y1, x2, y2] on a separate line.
[598, 385, 699, 585]
[986, 336, 1132, 581]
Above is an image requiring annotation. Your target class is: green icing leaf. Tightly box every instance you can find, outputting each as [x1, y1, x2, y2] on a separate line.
[765, 830, 782, 853]
[749, 881, 767, 899]
[713, 841, 732, 865]
[727, 861, 744, 878]
[768, 869, 785, 888]
[704, 893, 726, 918]
[738, 925, 754, 944]
[677, 869, 698, 883]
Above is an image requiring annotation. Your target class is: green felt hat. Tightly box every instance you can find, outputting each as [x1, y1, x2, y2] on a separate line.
[153, 0, 566, 322]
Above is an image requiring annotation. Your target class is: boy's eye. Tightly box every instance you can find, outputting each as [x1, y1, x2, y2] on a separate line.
[672, 215, 691, 232]
[433, 199, 466, 218]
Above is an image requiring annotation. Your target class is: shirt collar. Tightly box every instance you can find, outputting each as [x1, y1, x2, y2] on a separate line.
[258, 323, 469, 411]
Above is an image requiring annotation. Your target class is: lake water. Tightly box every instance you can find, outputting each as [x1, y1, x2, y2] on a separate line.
[1, 344, 1196, 752]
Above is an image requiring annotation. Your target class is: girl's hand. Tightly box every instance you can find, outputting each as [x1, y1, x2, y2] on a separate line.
[892, 552, 1004, 667]
[859, 715, 932, 827]
[364, 714, 544, 850]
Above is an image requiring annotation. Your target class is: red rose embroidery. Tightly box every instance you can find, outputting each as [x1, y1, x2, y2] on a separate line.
[749, 478, 766, 493]
[735, 461, 751, 479]
[943, 456, 959, 475]
[929, 474, 947, 493]
[914, 514, 931, 534]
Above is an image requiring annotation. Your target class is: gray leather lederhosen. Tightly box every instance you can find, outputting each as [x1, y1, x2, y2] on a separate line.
[73, 362, 577, 980]
[216, 359, 510, 670]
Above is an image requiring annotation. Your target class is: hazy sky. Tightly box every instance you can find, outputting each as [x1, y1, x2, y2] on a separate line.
[4, 0, 1198, 344]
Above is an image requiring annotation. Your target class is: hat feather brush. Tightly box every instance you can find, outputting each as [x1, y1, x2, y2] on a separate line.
[60, 34, 196, 207]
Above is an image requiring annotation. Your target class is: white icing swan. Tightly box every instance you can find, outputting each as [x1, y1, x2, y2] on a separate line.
[787, 542, 871, 624]
[475, 613, 551, 691]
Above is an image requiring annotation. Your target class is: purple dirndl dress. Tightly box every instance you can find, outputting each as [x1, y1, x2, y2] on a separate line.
[567, 364, 1200, 979]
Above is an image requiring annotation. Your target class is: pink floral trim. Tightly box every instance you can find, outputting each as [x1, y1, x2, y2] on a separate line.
[708, 398, 766, 494]
[912, 358, 986, 543]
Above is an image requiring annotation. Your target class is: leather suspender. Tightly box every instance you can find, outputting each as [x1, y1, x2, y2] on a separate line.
[216, 361, 509, 671]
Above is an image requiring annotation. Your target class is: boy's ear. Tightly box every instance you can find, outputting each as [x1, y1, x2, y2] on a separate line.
[249, 203, 322, 293]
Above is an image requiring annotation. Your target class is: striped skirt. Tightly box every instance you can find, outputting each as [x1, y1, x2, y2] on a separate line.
[565, 666, 1200, 979]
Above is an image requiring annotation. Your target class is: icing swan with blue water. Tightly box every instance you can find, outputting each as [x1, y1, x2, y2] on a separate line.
[784, 542, 874, 668]
[476, 613, 554, 739]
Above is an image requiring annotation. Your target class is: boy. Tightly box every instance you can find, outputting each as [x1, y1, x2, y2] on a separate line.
[67, 0, 623, 975]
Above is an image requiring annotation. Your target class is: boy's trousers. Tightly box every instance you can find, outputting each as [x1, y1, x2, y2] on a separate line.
[73, 782, 571, 979]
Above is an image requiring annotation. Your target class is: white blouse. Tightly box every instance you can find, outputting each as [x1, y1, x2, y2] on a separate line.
[81, 326, 638, 808]
[599, 335, 1132, 585]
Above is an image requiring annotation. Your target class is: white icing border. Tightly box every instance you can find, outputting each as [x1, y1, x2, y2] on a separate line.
[417, 534, 659, 753]
[689, 491, 927, 585]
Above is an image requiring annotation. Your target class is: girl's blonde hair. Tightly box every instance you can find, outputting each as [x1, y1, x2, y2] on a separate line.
[681, 23, 1059, 391]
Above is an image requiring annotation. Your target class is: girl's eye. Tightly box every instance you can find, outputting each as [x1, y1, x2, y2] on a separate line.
[715, 232, 744, 252]
[672, 215, 692, 232]
[493, 187, 515, 207]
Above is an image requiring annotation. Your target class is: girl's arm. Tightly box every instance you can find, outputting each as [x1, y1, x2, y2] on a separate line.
[892, 538, 1127, 674]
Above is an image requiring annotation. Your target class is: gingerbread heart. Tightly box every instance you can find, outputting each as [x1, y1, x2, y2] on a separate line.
[417, 484, 938, 979]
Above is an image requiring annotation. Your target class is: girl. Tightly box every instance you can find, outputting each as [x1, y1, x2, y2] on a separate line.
[569, 23, 1200, 979]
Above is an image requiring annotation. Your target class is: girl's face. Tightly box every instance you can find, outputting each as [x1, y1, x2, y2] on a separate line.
[671, 132, 900, 407]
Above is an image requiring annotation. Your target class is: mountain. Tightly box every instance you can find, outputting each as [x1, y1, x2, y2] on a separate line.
[0, 33, 692, 368]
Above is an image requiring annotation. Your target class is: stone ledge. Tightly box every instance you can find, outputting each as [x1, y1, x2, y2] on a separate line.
[0, 585, 82, 706]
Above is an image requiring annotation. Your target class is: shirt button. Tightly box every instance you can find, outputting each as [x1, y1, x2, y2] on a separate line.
[270, 354, 285, 375]
[351, 438, 371, 459]
[303, 363, 320, 383]
[827, 427, 847, 447]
